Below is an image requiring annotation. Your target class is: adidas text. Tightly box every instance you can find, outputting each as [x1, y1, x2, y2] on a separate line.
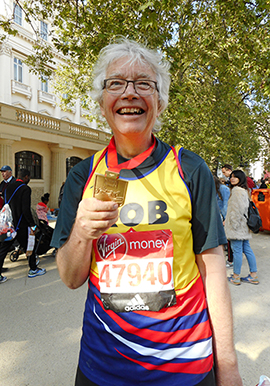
[125, 304, 150, 312]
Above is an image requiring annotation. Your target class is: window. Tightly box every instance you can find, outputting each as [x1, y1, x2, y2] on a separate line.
[14, 3, 22, 25]
[14, 58, 23, 83]
[40, 21, 48, 41]
[66, 157, 82, 176]
[15, 151, 42, 179]
[41, 75, 49, 92]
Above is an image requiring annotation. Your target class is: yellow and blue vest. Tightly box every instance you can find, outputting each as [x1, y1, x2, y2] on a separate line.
[79, 145, 213, 386]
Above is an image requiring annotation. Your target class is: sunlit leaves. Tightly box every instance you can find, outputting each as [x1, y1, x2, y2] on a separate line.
[2, 0, 270, 169]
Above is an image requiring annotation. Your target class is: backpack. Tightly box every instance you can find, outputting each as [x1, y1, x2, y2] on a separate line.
[0, 184, 24, 242]
[244, 201, 262, 234]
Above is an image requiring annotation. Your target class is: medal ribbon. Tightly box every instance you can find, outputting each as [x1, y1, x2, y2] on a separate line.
[107, 135, 156, 172]
[83, 135, 156, 195]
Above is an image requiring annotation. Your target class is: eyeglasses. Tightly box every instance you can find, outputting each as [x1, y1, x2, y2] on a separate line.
[103, 78, 159, 95]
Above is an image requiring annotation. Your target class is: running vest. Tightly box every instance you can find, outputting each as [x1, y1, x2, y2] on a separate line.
[79, 144, 213, 386]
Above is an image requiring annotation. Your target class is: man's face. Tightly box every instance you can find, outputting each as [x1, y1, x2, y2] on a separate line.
[1, 170, 12, 181]
[23, 175, 30, 185]
[221, 168, 232, 178]
[100, 57, 161, 141]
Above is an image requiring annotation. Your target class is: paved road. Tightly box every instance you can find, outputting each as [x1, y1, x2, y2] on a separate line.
[0, 231, 269, 386]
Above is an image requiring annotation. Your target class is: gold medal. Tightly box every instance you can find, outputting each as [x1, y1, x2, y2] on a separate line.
[93, 171, 128, 207]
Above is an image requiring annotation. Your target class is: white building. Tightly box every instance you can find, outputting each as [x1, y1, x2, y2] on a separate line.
[0, 1, 110, 208]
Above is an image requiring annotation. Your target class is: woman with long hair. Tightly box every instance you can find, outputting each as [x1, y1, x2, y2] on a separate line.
[225, 170, 259, 285]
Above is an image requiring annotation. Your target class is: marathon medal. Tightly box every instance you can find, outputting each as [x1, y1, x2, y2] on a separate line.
[93, 170, 128, 207]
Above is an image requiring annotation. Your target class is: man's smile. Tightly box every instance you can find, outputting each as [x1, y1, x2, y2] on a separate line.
[117, 107, 144, 115]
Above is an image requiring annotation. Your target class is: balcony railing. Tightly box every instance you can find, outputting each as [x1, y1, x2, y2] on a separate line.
[11, 80, 32, 99]
[38, 90, 57, 107]
[0, 102, 110, 145]
[16, 109, 60, 130]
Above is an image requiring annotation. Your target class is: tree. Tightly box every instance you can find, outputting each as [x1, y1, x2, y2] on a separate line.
[1, 0, 269, 170]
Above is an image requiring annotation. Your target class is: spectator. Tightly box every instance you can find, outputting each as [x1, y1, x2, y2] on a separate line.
[254, 180, 261, 189]
[52, 39, 242, 386]
[219, 177, 226, 185]
[225, 170, 259, 286]
[0, 165, 15, 209]
[259, 178, 267, 188]
[0, 169, 46, 283]
[214, 176, 233, 268]
[214, 175, 230, 222]
[36, 193, 50, 223]
[221, 164, 233, 186]
[246, 176, 255, 192]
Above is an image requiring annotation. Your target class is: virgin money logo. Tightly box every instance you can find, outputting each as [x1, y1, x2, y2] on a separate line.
[97, 233, 128, 261]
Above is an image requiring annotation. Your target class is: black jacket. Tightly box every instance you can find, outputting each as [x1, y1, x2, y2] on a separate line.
[0, 177, 16, 206]
[0, 176, 16, 192]
[5, 180, 35, 229]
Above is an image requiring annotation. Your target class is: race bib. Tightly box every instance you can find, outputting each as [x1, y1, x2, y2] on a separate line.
[93, 229, 176, 312]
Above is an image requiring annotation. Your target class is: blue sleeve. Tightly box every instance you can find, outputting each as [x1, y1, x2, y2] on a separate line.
[181, 150, 227, 253]
[50, 158, 92, 249]
[220, 185, 230, 220]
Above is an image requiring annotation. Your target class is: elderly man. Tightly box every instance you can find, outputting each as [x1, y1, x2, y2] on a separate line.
[0, 165, 16, 273]
[52, 39, 242, 386]
[0, 165, 15, 209]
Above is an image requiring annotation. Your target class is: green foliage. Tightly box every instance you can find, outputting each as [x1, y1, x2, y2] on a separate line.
[2, 0, 270, 169]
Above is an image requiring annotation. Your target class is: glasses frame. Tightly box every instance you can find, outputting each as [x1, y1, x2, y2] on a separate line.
[103, 78, 159, 95]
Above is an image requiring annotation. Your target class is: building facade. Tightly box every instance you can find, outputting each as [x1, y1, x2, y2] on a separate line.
[0, 1, 110, 208]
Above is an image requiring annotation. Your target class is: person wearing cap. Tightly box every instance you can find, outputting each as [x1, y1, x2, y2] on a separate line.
[0, 169, 46, 283]
[0, 165, 16, 273]
[0, 165, 16, 210]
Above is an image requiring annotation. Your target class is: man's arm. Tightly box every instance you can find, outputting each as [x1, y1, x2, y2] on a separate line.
[56, 198, 119, 289]
[196, 246, 243, 386]
[21, 187, 35, 227]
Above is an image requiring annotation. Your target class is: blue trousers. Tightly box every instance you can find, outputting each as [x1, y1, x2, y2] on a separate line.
[230, 239, 257, 275]
[75, 366, 216, 386]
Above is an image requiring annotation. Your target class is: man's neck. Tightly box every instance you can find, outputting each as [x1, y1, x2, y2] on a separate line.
[5, 176, 13, 183]
[114, 133, 154, 159]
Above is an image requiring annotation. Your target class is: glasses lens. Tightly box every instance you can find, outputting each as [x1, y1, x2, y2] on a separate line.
[135, 80, 155, 94]
[106, 79, 126, 93]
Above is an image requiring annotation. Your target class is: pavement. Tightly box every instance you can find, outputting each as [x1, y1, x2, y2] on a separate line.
[0, 231, 269, 386]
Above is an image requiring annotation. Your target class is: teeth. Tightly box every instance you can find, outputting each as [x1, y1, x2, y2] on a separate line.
[118, 108, 142, 114]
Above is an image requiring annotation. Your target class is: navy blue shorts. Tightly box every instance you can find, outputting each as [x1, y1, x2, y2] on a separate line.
[75, 365, 216, 386]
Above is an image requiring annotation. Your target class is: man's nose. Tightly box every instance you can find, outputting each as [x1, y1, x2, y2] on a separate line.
[122, 81, 139, 97]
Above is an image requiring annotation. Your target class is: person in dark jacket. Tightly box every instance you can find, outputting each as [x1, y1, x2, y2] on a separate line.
[0, 165, 16, 209]
[0, 169, 46, 283]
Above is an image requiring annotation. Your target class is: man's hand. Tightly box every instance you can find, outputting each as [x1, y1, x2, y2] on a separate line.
[57, 197, 119, 289]
[73, 197, 119, 241]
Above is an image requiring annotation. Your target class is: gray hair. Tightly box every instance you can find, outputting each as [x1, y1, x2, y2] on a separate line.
[91, 38, 171, 132]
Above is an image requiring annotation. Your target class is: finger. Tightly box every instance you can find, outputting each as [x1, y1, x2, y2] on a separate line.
[77, 214, 119, 240]
[81, 197, 119, 212]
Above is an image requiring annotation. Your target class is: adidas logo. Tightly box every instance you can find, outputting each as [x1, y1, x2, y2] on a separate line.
[124, 294, 149, 312]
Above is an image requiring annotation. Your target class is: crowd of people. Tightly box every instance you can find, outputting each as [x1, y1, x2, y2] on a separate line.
[0, 163, 66, 283]
[0, 167, 47, 282]
[0, 38, 268, 386]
